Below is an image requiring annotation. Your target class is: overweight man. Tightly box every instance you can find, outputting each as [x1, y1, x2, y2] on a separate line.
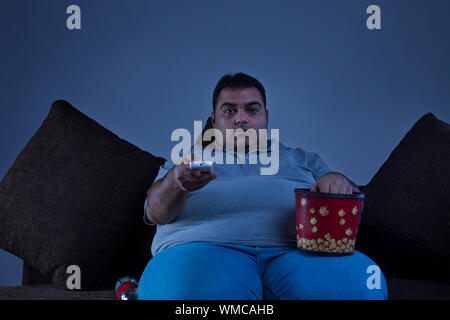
[137, 72, 387, 300]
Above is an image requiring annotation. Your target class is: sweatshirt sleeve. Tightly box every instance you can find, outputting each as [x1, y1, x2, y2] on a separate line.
[305, 151, 333, 181]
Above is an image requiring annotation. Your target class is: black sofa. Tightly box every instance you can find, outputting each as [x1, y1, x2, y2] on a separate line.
[0, 100, 449, 300]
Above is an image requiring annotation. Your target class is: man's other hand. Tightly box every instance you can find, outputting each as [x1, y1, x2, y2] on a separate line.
[310, 172, 360, 194]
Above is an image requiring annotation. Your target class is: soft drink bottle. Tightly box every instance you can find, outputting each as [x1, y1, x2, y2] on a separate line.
[115, 276, 138, 300]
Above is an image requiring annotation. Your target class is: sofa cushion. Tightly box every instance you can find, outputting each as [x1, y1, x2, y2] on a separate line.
[356, 113, 450, 281]
[21, 222, 158, 290]
[92, 221, 157, 290]
[0, 100, 165, 289]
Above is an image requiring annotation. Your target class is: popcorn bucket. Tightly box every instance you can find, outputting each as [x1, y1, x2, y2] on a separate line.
[294, 188, 365, 256]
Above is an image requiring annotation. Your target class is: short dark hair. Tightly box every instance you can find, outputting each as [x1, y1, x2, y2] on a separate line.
[212, 72, 266, 111]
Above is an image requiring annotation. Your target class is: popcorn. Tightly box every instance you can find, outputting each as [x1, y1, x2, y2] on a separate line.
[297, 236, 356, 254]
[319, 206, 329, 216]
[295, 188, 363, 255]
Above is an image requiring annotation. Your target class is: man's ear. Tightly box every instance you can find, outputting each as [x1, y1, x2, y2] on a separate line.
[265, 108, 269, 123]
[211, 111, 215, 125]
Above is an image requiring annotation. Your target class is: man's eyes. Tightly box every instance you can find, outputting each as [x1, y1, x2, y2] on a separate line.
[223, 107, 259, 114]
[224, 108, 235, 114]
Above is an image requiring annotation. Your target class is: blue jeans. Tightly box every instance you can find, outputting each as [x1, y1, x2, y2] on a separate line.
[137, 241, 388, 300]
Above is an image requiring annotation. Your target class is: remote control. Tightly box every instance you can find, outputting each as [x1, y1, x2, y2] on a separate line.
[189, 161, 213, 172]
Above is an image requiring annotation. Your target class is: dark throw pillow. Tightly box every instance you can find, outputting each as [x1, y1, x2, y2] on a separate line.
[356, 113, 450, 282]
[0, 100, 165, 289]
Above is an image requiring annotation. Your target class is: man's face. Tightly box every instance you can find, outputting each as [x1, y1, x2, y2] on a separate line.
[211, 87, 269, 152]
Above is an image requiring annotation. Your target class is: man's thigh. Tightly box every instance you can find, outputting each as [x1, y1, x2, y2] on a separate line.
[262, 249, 388, 300]
[138, 241, 263, 300]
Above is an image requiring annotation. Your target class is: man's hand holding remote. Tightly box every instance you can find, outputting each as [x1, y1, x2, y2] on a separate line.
[145, 153, 218, 224]
[174, 161, 218, 192]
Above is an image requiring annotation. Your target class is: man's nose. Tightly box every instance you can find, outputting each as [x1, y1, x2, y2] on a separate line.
[234, 109, 249, 124]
